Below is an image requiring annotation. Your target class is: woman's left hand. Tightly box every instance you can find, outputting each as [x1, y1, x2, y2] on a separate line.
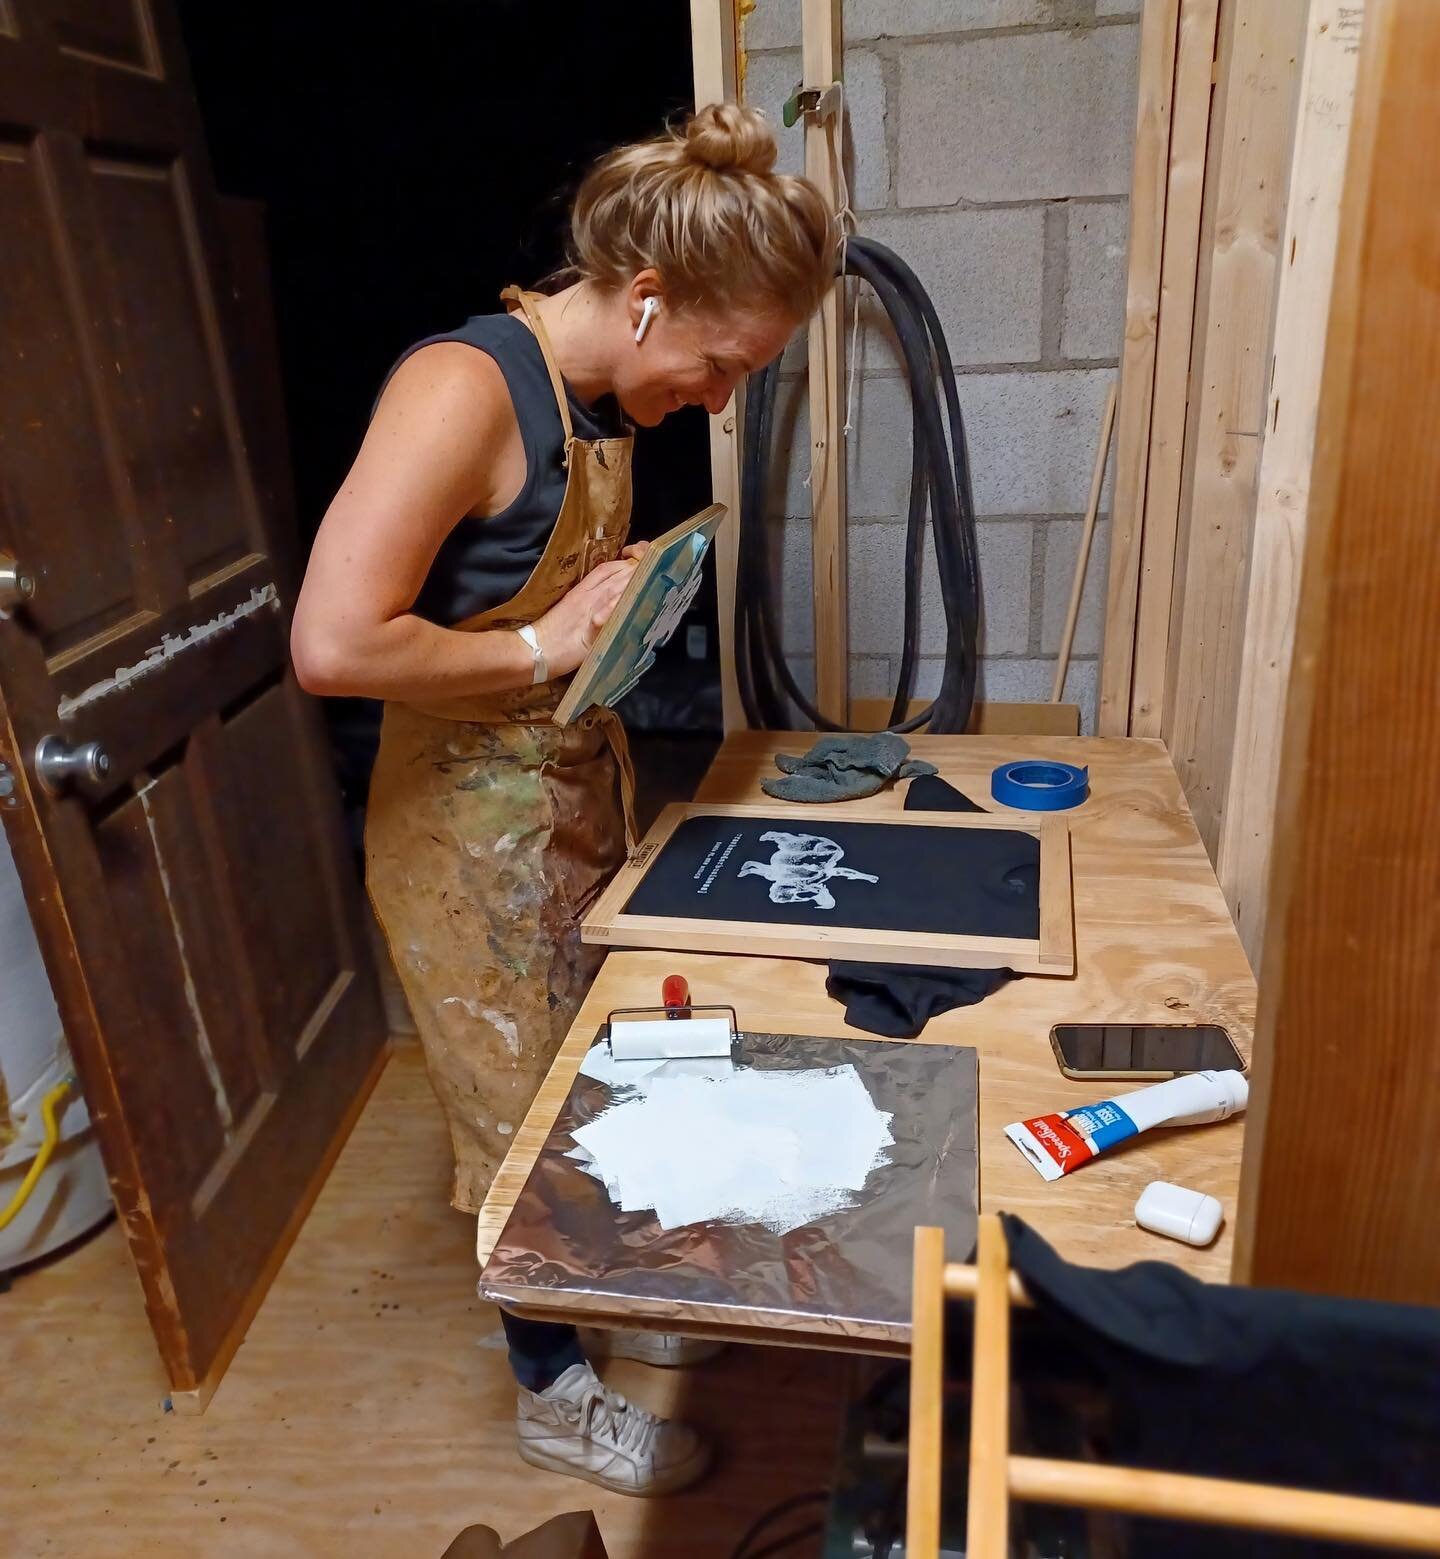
[620, 541, 651, 563]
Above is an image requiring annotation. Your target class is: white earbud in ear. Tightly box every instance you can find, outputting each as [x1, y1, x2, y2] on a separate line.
[635, 296, 661, 344]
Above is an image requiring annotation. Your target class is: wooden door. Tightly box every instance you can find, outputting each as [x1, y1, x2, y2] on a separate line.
[0, 0, 389, 1405]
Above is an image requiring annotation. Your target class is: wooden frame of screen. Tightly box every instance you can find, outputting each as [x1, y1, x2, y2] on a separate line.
[553, 503, 725, 725]
[582, 802, 1074, 976]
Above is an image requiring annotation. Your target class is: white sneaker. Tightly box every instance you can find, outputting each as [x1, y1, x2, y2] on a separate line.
[583, 1328, 726, 1369]
[516, 1362, 711, 1496]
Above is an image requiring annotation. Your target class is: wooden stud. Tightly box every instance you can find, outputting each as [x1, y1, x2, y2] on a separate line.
[1052, 381, 1117, 703]
[1234, 0, 1440, 1305]
[1127, 0, 1222, 736]
[1099, 0, 1182, 736]
[1162, 0, 1309, 851]
[802, 0, 850, 726]
[850, 698, 1082, 737]
[1216, 0, 1364, 970]
[965, 1213, 1012, 1559]
[905, 1226, 946, 1559]
[1008, 1457, 1440, 1553]
[691, 0, 747, 733]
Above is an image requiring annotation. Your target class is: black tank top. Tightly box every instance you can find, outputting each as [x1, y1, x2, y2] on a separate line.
[381, 312, 625, 626]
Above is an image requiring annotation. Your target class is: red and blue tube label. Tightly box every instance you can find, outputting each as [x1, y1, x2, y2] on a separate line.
[1005, 1098, 1139, 1181]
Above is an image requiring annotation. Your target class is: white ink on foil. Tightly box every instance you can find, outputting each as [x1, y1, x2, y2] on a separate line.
[739, 830, 879, 911]
[567, 1059, 894, 1235]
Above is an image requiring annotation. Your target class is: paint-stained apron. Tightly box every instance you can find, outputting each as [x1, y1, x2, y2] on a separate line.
[367, 288, 636, 1213]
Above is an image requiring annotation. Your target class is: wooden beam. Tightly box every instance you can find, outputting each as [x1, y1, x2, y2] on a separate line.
[691, 0, 747, 732]
[802, 0, 849, 727]
[905, 1226, 946, 1559]
[1216, 0, 1364, 970]
[965, 1214, 1013, 1559]
[1053, 382, 1117, 703]
[1127, 0, 1221, 735]
[1161, 0, 1309, 850]
[1099, 0, 1181, 736]
[1008, 1456, 1440, 1552]
[1234, 0, 1440, 1304]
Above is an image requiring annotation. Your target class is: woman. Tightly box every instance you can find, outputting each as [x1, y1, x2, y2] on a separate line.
[292, 103, 833, 1495]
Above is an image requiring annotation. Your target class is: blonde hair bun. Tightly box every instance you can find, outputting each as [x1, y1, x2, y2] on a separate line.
[684, 102, 778, 176]
[568, 103, 835, 317]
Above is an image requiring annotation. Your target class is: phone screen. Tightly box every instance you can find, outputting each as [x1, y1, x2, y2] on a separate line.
[1051, 1023, 1245, 1077]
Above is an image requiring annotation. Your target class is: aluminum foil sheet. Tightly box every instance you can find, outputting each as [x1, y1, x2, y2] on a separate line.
[481, 1030, 978, 1348]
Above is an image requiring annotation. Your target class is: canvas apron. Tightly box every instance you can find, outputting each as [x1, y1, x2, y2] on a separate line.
[366, 288, 636, 1213]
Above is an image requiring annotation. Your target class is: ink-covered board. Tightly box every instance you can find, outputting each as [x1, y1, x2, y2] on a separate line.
[582, 802, 1075, 974]
[553, 502, 726, 725]
[480, 1029, 980, 1348]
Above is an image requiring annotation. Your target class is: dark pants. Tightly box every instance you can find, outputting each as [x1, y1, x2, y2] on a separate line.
[501, 1310, 586, 1392]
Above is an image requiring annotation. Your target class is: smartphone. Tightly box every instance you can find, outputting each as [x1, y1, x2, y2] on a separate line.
[1049, 1022, 1246, 1081]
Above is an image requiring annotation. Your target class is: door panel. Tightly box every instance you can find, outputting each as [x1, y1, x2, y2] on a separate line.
[0, 0, 388, 1402]
[0, 137, 141, 655]
[86, 152, 263, 584]
[53, 0, 159, 76]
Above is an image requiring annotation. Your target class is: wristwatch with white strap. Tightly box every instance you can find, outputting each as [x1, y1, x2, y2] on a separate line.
[515, 623, 548, 686]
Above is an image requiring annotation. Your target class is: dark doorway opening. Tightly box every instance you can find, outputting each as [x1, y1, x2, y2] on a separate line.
[176, 0, 722, 838]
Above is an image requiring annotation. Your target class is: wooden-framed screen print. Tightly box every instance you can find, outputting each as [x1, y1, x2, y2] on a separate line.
[582, 803, 1075, 975]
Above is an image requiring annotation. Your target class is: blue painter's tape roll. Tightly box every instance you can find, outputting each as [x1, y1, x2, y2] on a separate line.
[990, 759, 1089, 811]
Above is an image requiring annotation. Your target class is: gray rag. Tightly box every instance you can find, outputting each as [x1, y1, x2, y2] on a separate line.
[760, 732, 938, 803]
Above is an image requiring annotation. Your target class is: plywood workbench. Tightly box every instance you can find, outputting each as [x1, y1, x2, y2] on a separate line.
[477, 733, 1257, 1342]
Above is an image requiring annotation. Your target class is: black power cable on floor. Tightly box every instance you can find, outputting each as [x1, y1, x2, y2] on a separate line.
[728, 1491, 830, 1559]
[736, 236, 983, 735]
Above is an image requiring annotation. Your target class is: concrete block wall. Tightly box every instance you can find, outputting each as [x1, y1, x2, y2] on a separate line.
[743, 0, 1138, 729]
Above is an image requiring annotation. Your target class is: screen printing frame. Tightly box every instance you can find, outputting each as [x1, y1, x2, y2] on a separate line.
[552, 502, 726, 726]
[582, 802, 1075, 975]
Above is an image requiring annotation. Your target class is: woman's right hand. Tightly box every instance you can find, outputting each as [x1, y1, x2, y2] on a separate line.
[530, 556, 639, 676]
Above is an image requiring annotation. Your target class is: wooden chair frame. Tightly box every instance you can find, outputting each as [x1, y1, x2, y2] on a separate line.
[907, 1220, 1440, 1558]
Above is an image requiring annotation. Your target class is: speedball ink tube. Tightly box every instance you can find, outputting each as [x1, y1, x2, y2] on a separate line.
[1005, 1069, 1248, 1182]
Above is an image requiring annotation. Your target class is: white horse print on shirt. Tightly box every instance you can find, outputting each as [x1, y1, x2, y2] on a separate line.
[739, 831, 880, 911]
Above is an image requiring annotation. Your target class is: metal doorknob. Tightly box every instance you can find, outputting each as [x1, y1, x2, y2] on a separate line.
[0, 554, 36, 611]
[34, 735, 110, 796]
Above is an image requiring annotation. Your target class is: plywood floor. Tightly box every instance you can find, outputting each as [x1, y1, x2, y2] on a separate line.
[0, 1041, 850, 1558]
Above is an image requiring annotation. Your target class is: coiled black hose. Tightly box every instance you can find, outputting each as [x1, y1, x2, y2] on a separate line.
[736, 235, 982, 733]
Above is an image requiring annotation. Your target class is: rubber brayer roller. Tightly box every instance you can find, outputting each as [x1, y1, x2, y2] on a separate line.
[605, 1002, 737, 1062]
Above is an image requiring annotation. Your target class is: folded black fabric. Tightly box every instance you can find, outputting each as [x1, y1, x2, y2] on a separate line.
[1002, 1215, 1440, 1558]
[825, 960, 1011, 1039]
[905, 772, 987, 813]
[825, 773, 1014, 1038]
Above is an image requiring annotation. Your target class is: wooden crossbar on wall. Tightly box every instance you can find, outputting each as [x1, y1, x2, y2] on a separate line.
[1216, 0, 1365, 969]
[801, 0, 850, 727]
[1161, 0, 1310, 849]
[1099, 0, 1182, 736]
[691, 0, 747, 732]
[1101, 0, 1368, 938]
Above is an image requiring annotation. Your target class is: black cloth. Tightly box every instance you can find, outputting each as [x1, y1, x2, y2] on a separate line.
[627, 813, 1039, 938]
[1002, 1215, 1440, 1558]
[378, 312, 625, 626]
[825, 775, 1014, 1038]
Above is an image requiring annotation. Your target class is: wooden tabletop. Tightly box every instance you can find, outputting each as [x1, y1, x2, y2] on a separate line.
[477, 733, 1257, 1312]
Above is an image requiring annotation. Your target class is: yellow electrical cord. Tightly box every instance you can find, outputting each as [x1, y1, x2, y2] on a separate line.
[0, 1075, 74, 1232]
